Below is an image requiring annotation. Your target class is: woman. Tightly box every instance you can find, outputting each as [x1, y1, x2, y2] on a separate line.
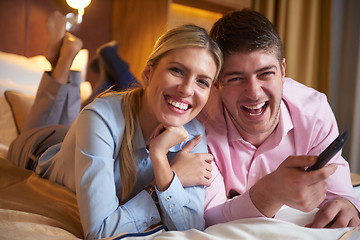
[8, 12, 223, 239]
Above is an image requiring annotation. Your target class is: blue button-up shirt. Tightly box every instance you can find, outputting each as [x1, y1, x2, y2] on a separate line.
[36, 94, 206, 239]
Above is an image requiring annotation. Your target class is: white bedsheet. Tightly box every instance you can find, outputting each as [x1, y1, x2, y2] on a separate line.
[111, 206, 359, 240]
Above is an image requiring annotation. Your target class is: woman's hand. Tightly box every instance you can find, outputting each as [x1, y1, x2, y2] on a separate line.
[148, 124, 189, 191]
[149, 124, 188, 159]
[171, 135, 213, 187]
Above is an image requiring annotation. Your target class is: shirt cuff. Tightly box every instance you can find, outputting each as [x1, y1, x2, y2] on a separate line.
[156, 172, 188, 229]
[124, 190, 161, 232]
[156, 172, 187, 207]
[226, 190, 265, 220]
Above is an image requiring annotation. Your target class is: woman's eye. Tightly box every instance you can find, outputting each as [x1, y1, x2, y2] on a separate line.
[170, 67, 183, 75]
[197, 79, 210, 88]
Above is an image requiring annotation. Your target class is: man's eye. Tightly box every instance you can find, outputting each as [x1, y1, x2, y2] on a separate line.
[260, 71, 274, 77]
[228, 77, 243, 82]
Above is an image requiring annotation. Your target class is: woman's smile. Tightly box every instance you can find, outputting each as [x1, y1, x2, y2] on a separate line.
[166, 95, 191, 111]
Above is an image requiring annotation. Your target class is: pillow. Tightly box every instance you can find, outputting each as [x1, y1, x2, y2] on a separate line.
[0, 50, 89, 86]
[0, 78, 37, 147]
[0, 95, 17, 148]
[3, 82, 92, 134]
[4, 91, 35, 134]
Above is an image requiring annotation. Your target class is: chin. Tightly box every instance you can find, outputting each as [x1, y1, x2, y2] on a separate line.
[163, 117, 191, 127]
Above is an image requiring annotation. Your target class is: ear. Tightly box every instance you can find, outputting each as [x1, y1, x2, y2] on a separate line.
[214, 79, 224, 90]
[282, 58, 286, 78]
[142, 65, 152, 86]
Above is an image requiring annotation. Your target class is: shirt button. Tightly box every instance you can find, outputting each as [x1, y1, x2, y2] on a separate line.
[166, 196, 172, 201]
[151, 217, 155, 221]
[143, 222, 148, 227]
[169, 204, 174, 209]
[252, 173, 256, 177]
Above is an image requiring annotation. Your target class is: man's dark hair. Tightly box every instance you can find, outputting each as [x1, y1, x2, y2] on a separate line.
[210, 9, 284, 65]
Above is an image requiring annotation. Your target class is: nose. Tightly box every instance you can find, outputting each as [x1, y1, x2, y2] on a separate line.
[245, 78, 262, 100]
[177, 78, 194, 97]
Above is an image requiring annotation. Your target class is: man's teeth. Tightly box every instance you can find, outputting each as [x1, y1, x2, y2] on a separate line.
[243, 102, 266, 116]
[244, 102, 265, 110]
[168, 98, 189, 111]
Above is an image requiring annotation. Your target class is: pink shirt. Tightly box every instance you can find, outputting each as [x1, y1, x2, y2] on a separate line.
[198, 78, 360, 227]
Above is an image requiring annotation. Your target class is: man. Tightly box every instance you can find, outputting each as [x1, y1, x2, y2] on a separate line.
[199, 9, 360, 228]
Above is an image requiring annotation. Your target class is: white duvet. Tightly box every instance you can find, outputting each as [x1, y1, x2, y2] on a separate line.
[105, 207, 360, 240]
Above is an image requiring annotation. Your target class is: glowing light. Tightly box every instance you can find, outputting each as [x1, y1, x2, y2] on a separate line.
[66, 0, 91, 23]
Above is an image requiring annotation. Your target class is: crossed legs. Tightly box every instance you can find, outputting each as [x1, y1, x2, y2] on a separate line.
[22, 11, 83, 132]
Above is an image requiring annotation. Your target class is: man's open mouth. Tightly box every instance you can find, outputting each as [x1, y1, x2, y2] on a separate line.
[242, 102, 268, 116]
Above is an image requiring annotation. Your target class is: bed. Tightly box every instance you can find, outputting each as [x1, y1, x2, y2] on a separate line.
[1, 50, 360, 240]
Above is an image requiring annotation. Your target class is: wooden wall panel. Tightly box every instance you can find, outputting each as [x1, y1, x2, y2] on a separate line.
[0, 0, 27, 55]
[76, 0, 113, 85]
[27, 0, 67, 56]
[0, 0, 113, 85]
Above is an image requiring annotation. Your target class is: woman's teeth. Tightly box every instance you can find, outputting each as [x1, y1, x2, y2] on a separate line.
[168, 98, 189, 111]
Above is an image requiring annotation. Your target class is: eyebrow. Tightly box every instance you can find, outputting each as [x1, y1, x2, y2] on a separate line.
[169, 61, 214, 80]
[255, 65, 278, 73]
[223, 65, 278, 77]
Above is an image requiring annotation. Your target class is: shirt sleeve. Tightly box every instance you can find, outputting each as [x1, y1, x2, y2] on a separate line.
[305, 96, 360, 212]
[74, 109, 161, 239]
[156, 121, 208, 231]
[311, 138, 360, 211]
[323, 155, 360, 212]
[157, 173, 205, 231]
[204, 161, 264, 227]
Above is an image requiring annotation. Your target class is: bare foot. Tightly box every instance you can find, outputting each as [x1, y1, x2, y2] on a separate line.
[51, 32, 83, 84]
[59, 32, 83, 63]
[45, 11, 66, 68]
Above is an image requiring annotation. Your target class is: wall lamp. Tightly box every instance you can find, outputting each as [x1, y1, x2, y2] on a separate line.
[65, 0, 91, 30]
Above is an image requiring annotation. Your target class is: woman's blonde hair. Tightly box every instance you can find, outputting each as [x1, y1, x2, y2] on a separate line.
[119, 24, 223, 202]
